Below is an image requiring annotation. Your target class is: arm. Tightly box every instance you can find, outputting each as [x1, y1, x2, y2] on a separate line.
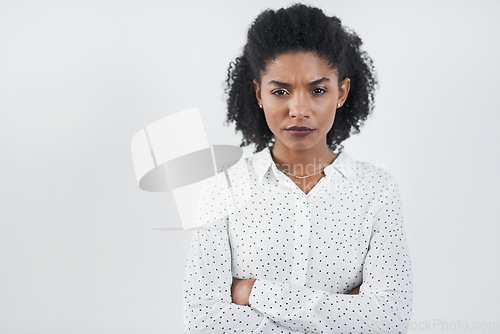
[245, 180, 413, 334]
[232, 279, 359, 306]
[184, 228, 359, 333]
[183, 221, 268, 333]
[182, 174, 295, 333]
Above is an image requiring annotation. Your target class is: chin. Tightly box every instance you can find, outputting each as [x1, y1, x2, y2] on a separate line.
[283, 143, 315, 152]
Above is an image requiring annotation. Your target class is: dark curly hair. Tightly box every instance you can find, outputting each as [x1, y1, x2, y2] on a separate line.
[225, 4, 377, 153]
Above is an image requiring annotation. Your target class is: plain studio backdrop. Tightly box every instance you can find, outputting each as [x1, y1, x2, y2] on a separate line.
[1, 0, 499, 333]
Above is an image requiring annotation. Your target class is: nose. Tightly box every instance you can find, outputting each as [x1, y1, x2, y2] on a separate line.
[288, 91, 311, 118]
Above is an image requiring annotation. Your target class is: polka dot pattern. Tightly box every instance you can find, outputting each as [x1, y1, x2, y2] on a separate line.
[183, 147, 413, 333]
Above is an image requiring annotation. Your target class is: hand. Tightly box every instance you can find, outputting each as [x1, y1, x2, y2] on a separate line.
[349, 285, 360, 295]
[231, 278, 257, 306]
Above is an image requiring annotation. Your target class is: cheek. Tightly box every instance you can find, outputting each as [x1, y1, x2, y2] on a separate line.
[261, 95, 282, 110]
[328, 111, 337, 125]
[262, 112, 282, 134]
[320, 109, 336, 129]
[263, 111, 277, 126]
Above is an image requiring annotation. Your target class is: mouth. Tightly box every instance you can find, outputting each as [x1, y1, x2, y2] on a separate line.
[284, 126, 315, 137]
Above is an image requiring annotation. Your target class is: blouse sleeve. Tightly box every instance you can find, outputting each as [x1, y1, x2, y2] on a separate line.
[182, 173, 292, 333]
[183, 221, 268, 333]
[247, 179, 413, 334]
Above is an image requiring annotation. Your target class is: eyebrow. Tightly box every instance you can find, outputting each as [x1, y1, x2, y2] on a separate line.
[268, 77, 330, 87]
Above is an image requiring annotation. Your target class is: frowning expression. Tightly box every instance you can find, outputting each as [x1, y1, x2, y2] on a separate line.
[254, 51, 350, 154]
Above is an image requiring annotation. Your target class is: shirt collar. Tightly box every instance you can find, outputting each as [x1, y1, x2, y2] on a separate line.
[253, 146, 355, 181]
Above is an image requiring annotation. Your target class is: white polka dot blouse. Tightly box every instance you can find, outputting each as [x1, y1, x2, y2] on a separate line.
[183, 147, 413, 333]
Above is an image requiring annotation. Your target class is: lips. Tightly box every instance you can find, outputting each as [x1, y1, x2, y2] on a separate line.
[284, 126, 315, 137]
[286, 126, 313, 131]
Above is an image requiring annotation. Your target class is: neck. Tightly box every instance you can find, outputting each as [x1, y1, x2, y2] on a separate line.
[270, 142, 337, 177]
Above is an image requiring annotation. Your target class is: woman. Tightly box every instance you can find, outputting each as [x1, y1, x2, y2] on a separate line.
[183, 4, 413, 333]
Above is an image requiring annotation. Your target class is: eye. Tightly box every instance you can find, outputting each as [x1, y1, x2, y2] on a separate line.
[272, 89, 289, 96]
[312, 87, 327, 95]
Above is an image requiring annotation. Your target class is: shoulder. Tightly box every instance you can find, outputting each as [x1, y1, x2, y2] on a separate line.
[339, 151, 399, 192]
[227, 146, 270, 180]
[339, 153, 403, 215]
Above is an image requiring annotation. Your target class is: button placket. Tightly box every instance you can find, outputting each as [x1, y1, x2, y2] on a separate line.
[291, 190, 311, 287]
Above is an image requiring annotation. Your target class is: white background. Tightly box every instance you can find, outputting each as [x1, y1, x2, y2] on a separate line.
[1, 0, 499, 333]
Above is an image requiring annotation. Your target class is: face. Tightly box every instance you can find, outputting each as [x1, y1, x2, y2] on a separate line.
[254, 51, 350, 155]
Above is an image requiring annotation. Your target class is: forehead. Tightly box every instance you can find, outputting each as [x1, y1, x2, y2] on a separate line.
[262, 51, 338, 81]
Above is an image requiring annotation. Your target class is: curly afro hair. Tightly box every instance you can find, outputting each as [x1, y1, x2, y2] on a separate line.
[225, 4, 377, 153]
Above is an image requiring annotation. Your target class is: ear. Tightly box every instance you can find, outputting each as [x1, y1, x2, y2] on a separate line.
[253, 79, 262, 107]
[337, 78, 351, 106]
